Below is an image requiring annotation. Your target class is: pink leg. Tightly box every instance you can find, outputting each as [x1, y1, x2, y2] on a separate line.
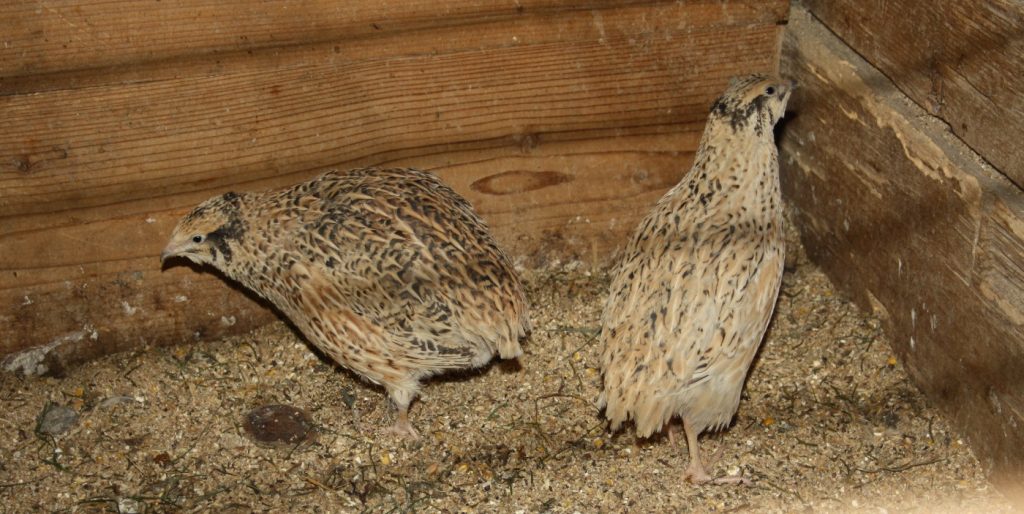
[388, 406, 420, 439]
[386, 387, 420, 440]
[680, 418, 750, 486]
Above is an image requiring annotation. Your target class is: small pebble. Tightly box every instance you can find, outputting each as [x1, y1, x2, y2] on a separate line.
[117, 497, 141, 514]
[36, 403, 78, 437]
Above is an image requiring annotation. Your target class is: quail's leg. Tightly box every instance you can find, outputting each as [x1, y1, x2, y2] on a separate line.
[681, 418, 750, 485]
[386, 388, 420, 439]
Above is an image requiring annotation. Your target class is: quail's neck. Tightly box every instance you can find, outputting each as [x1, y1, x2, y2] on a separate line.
[663, 125, 782, 227]
[216, 205, 278, 299]
[685, 129, 777, 182]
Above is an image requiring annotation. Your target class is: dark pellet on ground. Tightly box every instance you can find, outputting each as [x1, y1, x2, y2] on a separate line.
[243, 404, 315, 445]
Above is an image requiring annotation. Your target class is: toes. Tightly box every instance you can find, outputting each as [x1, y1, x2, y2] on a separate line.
[684, 462, 752, 486]
[685, 471, 753, 486]
[711, 475, 753, 486]
[387, 420, 421, 440]
[683, 467, 713, 485]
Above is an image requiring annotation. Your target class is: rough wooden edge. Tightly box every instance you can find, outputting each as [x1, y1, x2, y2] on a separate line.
[802, 0, 1024, 188]
[780, 6, 1024, 505]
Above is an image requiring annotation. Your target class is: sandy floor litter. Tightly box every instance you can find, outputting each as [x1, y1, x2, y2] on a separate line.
[0, 230, 1013, 513]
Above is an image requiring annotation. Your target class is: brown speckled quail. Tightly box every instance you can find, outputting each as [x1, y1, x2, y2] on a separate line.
[598, 75, 793, 484]
[162, 168, 531, 437]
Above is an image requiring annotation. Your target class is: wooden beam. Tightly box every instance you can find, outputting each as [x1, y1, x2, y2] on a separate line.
[1, 5, 783, 218]
[0, 2, 787, 369]
[803, 0, 1024, 188]
[780, 7, 1024, 505]
[0, 0, 788, 83]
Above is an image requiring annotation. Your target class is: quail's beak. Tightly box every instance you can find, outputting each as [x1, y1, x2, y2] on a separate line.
[160, 240, 184, 265]
[779, 79, 797, 98]
[779, 80, 796, 118]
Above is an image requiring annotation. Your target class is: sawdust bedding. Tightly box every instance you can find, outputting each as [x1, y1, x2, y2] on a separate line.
[0, 232, 1014, 513]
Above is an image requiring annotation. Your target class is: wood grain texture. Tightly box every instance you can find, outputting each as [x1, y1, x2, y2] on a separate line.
[780, 7, 1024, 504]
[0, 1, 787, 369]
[2, 4, 784, 218]
[803, 0, 1024, 188]
[0, 0, 788, 84]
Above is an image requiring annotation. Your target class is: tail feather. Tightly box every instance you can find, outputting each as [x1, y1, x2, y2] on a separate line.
[601, 376, 675, 438]
[496, 315, 529, 359]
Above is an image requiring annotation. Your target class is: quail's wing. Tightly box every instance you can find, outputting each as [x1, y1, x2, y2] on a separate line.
[662, 232, 784, 390]
[602, 214, 742, 387]
[327, 170, 528, 352]
[597, 217, 721, 435]
[279, 258, 476, 381]
[603, 249, 718, 386]
[287, 171, 506, 364]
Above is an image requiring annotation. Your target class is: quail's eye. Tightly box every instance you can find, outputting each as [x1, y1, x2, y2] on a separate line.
[765, 86, 776, 96]
[192, 235, 204, 244]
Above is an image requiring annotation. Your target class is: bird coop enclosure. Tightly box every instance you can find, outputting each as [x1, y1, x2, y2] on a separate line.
[2, 0, 1023, 510]
[1, 0, 787, 368]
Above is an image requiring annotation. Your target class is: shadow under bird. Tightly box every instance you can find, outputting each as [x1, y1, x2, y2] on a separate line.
[161, 168, 531, 437]
[598, 75, 794, 484]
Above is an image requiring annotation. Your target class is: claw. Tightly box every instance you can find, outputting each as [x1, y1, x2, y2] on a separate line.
[388, 408, 420, 439]
[680, 418, 751, 486]
[683, 459, 752, 485]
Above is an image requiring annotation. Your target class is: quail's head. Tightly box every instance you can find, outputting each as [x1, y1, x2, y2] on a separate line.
[162, 192, 246, 270]
[709, 74, 794, 136]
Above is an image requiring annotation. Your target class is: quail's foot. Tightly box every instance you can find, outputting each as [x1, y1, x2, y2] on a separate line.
[680, 419, 753, 486]
[683, 462, 752, 485]
[388, 409, 420, 440]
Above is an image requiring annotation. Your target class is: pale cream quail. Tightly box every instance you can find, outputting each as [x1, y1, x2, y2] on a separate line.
[162, 168, 531, 437]
[598, 75, 794, 484]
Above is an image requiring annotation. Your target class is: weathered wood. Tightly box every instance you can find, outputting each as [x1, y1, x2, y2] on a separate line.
[0, 0, 788, 87]
[0, 1, 787, 369]
[803, 0, 1024, 188]
[1, 6, 783, 219]
[780, 7, 1024, 505]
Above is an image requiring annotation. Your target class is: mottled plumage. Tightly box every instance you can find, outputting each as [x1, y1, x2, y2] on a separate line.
[598, 75, 794, 484]
[162, 168, 531, 437]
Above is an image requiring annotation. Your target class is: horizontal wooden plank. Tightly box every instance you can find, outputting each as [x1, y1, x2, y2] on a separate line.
[780, 7, 1024, 505]
[803, 0, 1024, 188]
[0, 0, 788, 82]
[0, 2, 786, 368]
[0, 10, 780, 222]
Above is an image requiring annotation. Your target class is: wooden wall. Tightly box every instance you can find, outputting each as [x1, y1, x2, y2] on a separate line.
[802, 0, 1024, 188]
[780, 4, 1024, 504]
[0, 1, 788, 372]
